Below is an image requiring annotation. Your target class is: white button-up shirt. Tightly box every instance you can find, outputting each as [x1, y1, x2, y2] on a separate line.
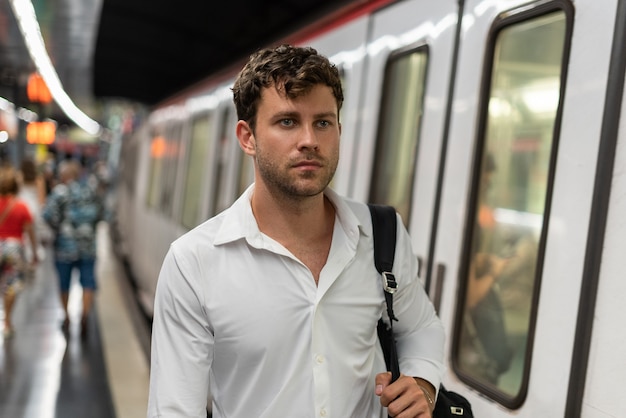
[147, 186, 444, 418]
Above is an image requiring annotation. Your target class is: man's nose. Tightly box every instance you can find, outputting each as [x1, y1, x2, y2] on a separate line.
[298, 124, 319, 150]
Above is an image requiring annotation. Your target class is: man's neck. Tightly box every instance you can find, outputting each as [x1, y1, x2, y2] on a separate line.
[250, 185, 334, 244]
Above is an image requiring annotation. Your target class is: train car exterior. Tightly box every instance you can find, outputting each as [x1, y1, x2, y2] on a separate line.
[113, 0, 626, 416]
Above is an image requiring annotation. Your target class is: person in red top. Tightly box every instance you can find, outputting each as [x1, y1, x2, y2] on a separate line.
[0, 165, 38, 338]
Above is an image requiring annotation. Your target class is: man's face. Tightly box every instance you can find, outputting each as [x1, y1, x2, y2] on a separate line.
[247, 83, 340, 200]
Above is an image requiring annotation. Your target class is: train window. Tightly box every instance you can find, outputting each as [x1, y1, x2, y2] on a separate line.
[120, 136, 138, 194]
[147, 129, 166, 210]
[181, 113, 213, 229]
[160, 123, 183, 216]
[455, 9, 568, 405]
[369, 47, 428, 225]
[210, 108, 232, 216]
[146, 122, 183, 214]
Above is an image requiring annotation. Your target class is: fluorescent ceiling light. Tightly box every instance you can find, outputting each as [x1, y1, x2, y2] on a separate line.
[8, 0, 102, 136]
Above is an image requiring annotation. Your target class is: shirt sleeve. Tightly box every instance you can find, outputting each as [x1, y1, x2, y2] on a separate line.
[147, 244, 214, 418]
[391, 213, 445, 392]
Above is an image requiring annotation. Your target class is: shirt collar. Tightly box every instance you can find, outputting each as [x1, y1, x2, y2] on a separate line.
[213, 184, 367, 247]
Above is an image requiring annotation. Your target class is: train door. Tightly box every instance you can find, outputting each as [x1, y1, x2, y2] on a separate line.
[430, 0, 619, 416]
[351, 0, 459, 278]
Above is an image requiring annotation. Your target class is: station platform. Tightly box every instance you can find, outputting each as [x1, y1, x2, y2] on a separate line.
[0, 222, 151, 418]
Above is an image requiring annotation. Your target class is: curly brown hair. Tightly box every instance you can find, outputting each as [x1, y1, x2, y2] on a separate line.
[232, 44, 344, 132]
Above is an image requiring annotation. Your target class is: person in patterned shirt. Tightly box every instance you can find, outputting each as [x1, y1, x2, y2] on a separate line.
[43, 160, 103, 337]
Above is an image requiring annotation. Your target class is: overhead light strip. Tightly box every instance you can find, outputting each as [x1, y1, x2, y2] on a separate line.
[8, 0, 102, 136]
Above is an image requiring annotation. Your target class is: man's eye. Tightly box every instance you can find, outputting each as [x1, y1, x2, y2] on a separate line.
[317, 120, 330, 128]
[280, 119, 294, 127]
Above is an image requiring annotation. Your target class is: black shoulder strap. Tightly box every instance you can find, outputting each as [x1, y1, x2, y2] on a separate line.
[369, 205, 475, 417]
[368, 204, 397, 274]
[368, 203, 400, 383]
[368, 204, 398, 319]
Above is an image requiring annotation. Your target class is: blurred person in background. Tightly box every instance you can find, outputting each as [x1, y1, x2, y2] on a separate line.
[41, 152, 57, 196]
[0, 165, 39, 338]
[19, 157, 52, 261]
[19, 158, 46, 208]
[43, 160, 104, 337]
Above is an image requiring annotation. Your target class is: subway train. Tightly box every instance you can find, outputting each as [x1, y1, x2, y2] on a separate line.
[111, 0, 626, 416]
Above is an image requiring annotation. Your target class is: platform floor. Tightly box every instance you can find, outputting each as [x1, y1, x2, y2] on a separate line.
[0, 222, 150, 418]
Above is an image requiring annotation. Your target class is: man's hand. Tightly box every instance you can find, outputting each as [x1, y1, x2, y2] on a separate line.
[375, 372, 433, 418]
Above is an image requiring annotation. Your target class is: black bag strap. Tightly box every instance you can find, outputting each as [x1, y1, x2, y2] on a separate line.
[368, 204, 400, 383]
[369, 204, 396, 274]
[368, 204, 474, 417]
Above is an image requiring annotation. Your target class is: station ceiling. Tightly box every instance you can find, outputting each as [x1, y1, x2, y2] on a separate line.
[0, 0, 365, 130]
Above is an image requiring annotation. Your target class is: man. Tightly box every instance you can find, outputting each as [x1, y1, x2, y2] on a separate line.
[43, 160, 103, 337]
[148, 44, 444, 418]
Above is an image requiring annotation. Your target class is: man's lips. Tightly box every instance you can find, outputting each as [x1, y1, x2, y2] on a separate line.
[293, 160, 322, 168]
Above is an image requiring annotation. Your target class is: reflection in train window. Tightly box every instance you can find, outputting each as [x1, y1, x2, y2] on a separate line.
[456, 10, 567, 403]
[181, 113, 212, 229]
[369, 47, 428, 225]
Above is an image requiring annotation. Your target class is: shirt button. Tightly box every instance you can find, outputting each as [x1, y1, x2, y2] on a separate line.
[320, 408, 327, 416]
[315, 354, 324, 364]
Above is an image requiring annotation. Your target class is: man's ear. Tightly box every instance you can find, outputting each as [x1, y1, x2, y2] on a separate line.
[236, 120, 255, 156]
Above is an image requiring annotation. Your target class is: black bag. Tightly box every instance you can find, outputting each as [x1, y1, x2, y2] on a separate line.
[434, 386, 473, 417]
[368, 204, 474, 418]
